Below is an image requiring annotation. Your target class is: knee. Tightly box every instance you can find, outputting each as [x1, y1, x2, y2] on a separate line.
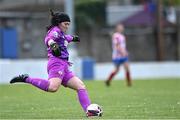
[78, 81, 86, 90]
[124, 66, 129, 72]
[48, 83, 60, 92]
[115, 69, 119, 74]
[49, 87, 59, 92]
[48, 78, 61, 92]
[81, 83, 86, 89]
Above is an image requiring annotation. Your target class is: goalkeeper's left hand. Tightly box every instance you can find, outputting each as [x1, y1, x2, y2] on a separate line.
[72, 35, 80, 42]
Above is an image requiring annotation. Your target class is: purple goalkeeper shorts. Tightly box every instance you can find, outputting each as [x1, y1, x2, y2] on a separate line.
[47, 57, 74, 87]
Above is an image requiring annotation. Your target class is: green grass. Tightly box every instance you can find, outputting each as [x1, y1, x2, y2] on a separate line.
[0, 78, 180, 119]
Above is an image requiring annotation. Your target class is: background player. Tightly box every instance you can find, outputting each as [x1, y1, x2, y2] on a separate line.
[105, 23, 132, 87]
[10, 9, 100, 117]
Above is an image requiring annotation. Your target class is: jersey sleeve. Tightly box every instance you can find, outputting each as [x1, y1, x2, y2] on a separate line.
[65, 35, 73, 43]
[45, 30, 59, 47]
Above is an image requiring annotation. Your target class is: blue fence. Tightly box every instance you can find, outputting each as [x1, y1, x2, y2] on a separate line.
[0, 28, 18, 58]
[82, 57, 95, 80]
[0, 28, 2, 57]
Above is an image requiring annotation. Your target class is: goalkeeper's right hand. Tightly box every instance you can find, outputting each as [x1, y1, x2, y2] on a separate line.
[50, 42, 61, 57]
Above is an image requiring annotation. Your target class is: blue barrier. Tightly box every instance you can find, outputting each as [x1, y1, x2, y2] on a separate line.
[82, 57, 95, 80]
[2, 28, 18, 58]
[0, 28, 2, 58]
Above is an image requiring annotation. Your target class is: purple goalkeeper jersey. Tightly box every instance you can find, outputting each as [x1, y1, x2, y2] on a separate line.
[44, 26, 73, 59]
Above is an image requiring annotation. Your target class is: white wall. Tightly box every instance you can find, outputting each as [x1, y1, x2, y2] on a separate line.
[0, 59, 180, 84]
[0, 58, 82, 84]
[95, 62, 180, 80]
[0, 59, 47, 84]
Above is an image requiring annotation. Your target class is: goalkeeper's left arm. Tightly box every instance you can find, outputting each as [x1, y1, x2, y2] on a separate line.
[65, 35, 80, 42]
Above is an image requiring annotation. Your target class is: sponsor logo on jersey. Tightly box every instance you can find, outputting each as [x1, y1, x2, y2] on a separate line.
[53, 31, 58, 38]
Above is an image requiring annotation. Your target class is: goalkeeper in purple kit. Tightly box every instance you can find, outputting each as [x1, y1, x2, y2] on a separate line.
[10, 10, 100, 117]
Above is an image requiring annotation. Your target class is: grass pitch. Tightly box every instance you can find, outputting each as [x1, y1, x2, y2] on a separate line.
[0, 78, 180, 119]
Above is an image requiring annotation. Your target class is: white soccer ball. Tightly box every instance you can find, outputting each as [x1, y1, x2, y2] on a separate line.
[86, 104, 103, 117]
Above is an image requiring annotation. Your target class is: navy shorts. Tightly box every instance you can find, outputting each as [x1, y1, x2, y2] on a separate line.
[112, 57, 128, 66]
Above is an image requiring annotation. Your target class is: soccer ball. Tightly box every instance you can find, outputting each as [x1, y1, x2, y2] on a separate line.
[86, 104, 103, 117]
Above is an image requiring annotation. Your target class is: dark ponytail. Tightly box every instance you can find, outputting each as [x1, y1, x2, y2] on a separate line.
[46, 9, 71, 31]
[46, 9, 55, 31]
[50, 9, 55, 17]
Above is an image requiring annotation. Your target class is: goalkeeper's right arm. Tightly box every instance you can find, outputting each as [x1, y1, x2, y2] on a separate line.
[48, 39, 61, 57]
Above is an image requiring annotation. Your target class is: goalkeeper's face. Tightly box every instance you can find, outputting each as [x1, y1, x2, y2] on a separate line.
[59, 22, 70, 33]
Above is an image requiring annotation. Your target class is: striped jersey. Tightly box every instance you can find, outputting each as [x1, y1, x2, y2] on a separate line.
[112, 32, 127, 59]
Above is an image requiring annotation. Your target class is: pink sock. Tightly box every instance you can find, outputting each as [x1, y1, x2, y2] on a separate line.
[77, 89, 91, 112]
[26, 77, 50, 91]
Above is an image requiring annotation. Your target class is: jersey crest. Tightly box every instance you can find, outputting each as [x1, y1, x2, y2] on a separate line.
[53, 31, 58, 38]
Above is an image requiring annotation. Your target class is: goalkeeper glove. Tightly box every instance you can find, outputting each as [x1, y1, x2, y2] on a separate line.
[72, 35, 80, 42]
[50, 42, 61, 57]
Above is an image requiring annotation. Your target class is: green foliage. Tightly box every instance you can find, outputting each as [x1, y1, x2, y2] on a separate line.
[164, 0, 180, 6]
[0, 79, 180, 119]
[75, 0, 106, 30]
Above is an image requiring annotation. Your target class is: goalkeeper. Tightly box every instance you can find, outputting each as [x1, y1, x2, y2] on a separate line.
[10, 9, 99, 117]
